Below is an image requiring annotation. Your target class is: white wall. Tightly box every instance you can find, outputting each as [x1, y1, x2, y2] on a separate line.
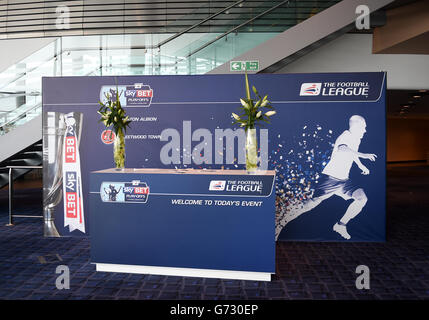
[277, 34, 429, 90]
[0, 37, 57, 73]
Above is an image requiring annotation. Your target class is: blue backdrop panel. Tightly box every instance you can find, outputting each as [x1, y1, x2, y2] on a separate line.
[42, 72, 386, 241]
[90, 170, 276, 272]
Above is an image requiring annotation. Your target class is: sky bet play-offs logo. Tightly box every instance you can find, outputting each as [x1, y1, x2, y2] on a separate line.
[299, 81, 370, 97]
[100, 83, 153, 107]
[100, 181, 150, 204]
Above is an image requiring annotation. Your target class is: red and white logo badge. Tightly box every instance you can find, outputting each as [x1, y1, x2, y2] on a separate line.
[101, 130, 115, 144]
[300, 83, 322, 96]
[209, 180, 226, 191]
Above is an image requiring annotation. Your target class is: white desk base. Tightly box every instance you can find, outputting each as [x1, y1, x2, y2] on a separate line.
[94, 263, 272, 282]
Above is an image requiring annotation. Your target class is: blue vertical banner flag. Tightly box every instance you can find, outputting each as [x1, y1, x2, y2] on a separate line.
[42, 72, 386, 241]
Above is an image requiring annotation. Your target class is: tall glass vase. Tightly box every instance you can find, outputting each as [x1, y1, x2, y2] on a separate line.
[245, 128, 258, 173]
[114, 129, 125, 170]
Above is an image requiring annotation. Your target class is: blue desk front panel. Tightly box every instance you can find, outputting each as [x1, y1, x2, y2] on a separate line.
[90, 170, 275, 273]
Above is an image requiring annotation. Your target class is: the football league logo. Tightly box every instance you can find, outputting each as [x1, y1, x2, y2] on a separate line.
[300, 83, 322, 96]
[209, 180, 226, 191]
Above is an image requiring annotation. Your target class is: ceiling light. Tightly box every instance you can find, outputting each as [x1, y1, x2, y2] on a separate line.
[413, 95, 421, 98]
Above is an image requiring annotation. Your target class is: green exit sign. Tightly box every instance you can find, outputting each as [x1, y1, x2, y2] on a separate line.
[230, 60, 259, 72]
[245, 61, 259, 71]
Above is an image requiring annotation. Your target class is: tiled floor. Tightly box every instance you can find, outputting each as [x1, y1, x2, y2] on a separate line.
[0, 166, 428, 300]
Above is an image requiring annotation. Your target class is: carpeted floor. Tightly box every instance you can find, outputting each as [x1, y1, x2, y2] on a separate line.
[0, 166, 428, 300]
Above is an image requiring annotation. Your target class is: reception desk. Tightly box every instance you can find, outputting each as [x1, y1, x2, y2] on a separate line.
[89, 168, 276, 281]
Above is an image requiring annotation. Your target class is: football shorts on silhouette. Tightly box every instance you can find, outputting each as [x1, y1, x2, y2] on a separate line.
[312, 174, 360, 200]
